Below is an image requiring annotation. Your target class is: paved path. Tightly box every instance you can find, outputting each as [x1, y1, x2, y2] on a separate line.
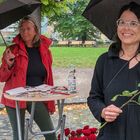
[53, 68, 93, 98]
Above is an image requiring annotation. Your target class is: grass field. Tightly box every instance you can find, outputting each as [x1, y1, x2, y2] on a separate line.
[0, 47, 5, 56]
[0, 46, 108, 68]
[51, 47, 108, 68]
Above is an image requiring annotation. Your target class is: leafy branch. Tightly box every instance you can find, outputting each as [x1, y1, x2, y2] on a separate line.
[99, 89, 140, 130]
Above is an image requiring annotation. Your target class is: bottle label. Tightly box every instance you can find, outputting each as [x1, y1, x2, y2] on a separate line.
[67, 65, 76, 93]
[68, 78, 76, 93]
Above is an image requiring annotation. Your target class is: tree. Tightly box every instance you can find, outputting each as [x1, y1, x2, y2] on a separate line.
[42, 0, 102, 41]
[41, 0, 75, 17]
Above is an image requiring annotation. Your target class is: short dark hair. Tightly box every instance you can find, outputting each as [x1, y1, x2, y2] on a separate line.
[118, 2, 140, 20]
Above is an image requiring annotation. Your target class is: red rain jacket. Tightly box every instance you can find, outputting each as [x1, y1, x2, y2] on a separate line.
[0, 35, 55, 113]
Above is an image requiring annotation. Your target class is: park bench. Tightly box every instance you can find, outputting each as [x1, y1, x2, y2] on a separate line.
[84, 41, 95, 45]
[70, 41, 82, 46]
[57, 40, 69, 45]
[57, 40, 96, 47]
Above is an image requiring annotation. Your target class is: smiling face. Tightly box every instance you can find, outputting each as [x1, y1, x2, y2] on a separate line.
[19, 21, 37, 44]
[117, 10, 140, 46]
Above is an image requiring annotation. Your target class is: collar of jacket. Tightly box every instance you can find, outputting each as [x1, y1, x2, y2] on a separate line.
[12, 34, 52, 50]
[12, 34, 52, 59]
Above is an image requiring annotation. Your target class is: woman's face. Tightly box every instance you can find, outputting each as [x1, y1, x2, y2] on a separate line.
[19, 21, 37, 44]
[117, 10, 140, 45]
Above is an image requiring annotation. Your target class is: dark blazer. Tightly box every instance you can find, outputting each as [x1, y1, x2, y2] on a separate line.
[88, 43, 140, 140]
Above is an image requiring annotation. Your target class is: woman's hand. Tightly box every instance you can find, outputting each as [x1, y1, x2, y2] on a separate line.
[4, 48, 15, 69]
[101, 104, 122, 122]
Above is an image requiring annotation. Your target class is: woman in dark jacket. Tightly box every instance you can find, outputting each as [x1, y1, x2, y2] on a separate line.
[0, 16, 57, 140]
[88, 2, 140, 140]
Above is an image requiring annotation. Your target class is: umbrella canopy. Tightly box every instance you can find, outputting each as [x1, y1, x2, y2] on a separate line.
[0, 0, 41, 30]
[82, 0, 140, 40]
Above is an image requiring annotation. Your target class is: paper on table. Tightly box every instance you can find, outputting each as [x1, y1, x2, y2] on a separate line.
[34, 84, 53, 91]
[5, 84, 54, 96]
[5, 87, 28, 95]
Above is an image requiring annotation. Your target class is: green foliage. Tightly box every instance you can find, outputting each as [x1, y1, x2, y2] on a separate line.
[111, 89, 140, 108]
[45, 0, 101, 41]
[0, 0, 5, 3]
[111, 90, 138, 101]
[41, 0, 75, 17]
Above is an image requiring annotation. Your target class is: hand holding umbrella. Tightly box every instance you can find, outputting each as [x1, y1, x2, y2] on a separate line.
[0, 0, 41, 47]
[4, 48, 15, 68]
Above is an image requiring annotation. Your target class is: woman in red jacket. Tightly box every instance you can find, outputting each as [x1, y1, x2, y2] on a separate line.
[0, 16, 56, 140]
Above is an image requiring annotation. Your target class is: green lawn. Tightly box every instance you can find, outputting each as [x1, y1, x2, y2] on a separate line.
[0, 47, 5, 56]
[0, 46, 108, 68]
[51, 47, 108, 68]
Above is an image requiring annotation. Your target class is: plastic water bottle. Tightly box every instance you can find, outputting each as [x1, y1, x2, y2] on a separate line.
[68, 65, 76, 93]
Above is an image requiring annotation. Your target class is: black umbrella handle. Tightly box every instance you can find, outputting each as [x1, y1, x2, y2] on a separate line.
[0, 31, 7, 47]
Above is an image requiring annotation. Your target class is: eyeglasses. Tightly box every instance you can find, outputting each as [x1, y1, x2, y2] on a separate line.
[116, 19, 140, 28]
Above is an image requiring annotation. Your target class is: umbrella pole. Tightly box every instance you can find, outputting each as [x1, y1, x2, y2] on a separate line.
[0, 31, 7, 47]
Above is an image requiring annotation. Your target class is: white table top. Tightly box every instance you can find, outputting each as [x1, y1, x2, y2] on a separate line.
[4, 92, 77, 102]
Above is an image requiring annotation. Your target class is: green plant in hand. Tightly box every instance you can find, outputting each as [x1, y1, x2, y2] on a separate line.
[100, 84, 140, 129]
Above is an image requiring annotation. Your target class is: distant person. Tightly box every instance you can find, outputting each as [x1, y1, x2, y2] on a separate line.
[88, 2, 140, 140]
[81, 32, 87, 44]
[0, 16, 57, 140]
[68, 40, 72, 47]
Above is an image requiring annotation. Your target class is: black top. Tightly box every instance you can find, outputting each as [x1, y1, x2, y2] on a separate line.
[88, 43, 140, 140]
[26, 47, 47, 86]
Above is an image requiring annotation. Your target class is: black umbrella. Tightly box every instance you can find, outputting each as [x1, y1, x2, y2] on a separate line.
[0, 0, 41, 30]
[82, 0, 140, 40]
[0, 0, 41, 47]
